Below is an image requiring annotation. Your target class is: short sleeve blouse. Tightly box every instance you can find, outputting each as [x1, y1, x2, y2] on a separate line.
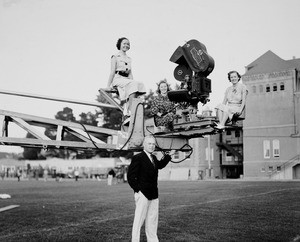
[225, 82, 247, 104]
[113, 53, 132, 72]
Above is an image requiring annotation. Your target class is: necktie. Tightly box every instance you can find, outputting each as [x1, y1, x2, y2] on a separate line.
[150, 154, 156, 167]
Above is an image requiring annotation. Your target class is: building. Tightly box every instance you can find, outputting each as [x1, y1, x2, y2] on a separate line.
[217, 124, 244, 179]
[156, 135, 221, 181]
[242, 51, 300, 179]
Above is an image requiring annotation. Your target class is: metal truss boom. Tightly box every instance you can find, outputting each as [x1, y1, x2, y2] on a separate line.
[0, 89, 118, 109]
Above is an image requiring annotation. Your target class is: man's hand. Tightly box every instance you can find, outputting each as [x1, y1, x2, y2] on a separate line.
[165, 150, 176, 156]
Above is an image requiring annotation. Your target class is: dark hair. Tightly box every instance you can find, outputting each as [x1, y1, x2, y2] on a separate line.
[116, 37, 129, 50]
[227, 71, 241, 82]
[156, 80, 171, 94]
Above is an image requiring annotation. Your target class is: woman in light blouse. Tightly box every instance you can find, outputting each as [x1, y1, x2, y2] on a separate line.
[107, 37, 146, 123]
[215, 71, 247, 129]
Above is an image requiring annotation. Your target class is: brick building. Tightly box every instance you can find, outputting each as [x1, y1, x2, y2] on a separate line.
[242, 50, 300, 179]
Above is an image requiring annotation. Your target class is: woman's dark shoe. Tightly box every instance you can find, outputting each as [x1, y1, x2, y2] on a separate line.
[122, 115, 130, 126]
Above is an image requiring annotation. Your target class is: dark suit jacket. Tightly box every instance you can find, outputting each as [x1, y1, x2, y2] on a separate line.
[127, 151, 171, 200]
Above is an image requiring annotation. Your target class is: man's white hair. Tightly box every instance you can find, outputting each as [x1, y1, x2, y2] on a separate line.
[143, 135, 155, 145]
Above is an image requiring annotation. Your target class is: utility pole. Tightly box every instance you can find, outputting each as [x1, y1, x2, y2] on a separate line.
[208, 135, 211, 178]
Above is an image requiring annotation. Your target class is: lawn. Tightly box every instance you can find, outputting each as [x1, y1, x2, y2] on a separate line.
[0, 179, 299, 242]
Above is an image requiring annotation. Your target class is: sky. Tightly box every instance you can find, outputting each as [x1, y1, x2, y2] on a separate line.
[0, 0, 300, 153]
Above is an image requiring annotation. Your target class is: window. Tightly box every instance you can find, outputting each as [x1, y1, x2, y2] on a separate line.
[266, 84, 270, 92]
[226, 130, 231, 136]
[235, 130, 240, 137]
[277, 166, 281, 172]
[280, 82, 285, 91]
[273, 139, 280, 157]
[268, 166, 273, 172]
[273, 83, 277, 91]
[225, 151, 232, 162]
[261, 167, 266, 173]
[259, 85, 263, 93]
[252, 85, 256, 93]
[263, 140, 270, 159]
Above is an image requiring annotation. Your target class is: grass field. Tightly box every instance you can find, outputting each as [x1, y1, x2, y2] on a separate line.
[0, 178, 299, 242]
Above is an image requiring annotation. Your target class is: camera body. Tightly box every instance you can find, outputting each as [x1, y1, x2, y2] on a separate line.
[168, 39, 214, 106]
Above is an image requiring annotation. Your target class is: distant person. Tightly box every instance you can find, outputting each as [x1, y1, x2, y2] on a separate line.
[106, 37, 146, 124]
[0, 170, 5, 180]
[16, 169, 21, 182]
[43, 169, 48, 182]
[33, 169, 39, 180]
[215, 71, 247, 129]
[127, 135, 174, 242]
[107, 169, 116, 186]
[151, 80, 176, 132]
[74, 170, 79, 181]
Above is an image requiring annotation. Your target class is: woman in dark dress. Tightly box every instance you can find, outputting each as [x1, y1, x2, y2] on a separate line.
[151, 80, 176, 131]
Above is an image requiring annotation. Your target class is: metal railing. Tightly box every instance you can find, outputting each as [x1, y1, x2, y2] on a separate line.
[269, 154, 300, 178]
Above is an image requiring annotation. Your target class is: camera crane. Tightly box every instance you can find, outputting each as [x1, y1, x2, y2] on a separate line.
[0, 40, 219, 153]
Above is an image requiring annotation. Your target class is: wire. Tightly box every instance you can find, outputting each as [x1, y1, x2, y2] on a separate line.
[153, 134, 193, 164]
[118, 102, 145, 151]
[169, 143, 193, 164]
[78, 122, 102, 151]
[76, 102, 144, 157]
[78, 102, 194, 163]
[145, 125, 154, 135]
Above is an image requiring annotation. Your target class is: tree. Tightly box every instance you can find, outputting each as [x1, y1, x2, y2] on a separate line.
[23, 133, 42, 160]
[95, 93, 122, 130]
[45, 107, 104, 159]
[79, 111, 98, 126]
[55, 107, 76, 122]
[43, 107, 81, 159]
[143, 89, 155, 119]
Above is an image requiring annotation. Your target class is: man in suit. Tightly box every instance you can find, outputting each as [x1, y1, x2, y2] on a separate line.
[128, 135, 174, 242]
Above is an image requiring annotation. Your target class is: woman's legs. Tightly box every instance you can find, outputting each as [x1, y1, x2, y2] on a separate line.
[122, 93, 138, 125]
[216, 109, 228, 129]
[219, 112, 229, 126]
[217, 109, 223, 123]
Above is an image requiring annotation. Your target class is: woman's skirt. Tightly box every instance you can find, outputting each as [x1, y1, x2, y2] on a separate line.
[154, 113, 176, 128]
[112, 76, 146, 101]
[215, 103, 241, 120]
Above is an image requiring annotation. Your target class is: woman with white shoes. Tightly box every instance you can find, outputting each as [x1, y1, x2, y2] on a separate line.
[107, 37, 146, 124]
[215, 70, 247, 129]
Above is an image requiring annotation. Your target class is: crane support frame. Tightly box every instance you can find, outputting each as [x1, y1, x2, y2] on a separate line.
[0, 109, 120, 150]
[0, 89, 219, 152]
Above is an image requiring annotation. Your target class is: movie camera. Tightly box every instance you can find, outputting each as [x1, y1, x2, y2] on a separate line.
[167, 39, 215, 108]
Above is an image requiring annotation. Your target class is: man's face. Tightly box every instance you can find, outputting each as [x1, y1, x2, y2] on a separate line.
[143, 137, 156, 154]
